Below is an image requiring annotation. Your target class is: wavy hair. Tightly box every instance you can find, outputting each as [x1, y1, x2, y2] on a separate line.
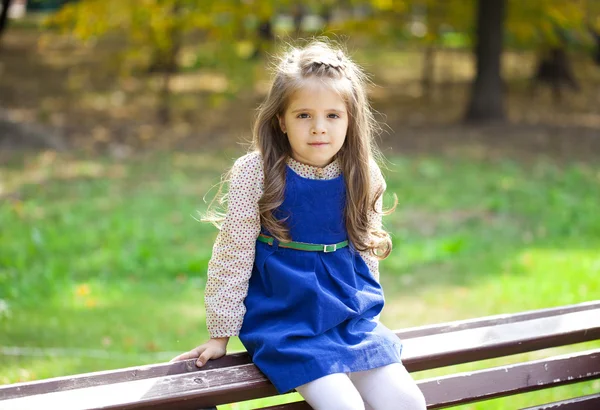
[209, 40, 396, 258]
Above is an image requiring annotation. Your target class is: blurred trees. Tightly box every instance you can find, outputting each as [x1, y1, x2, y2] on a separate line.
[465, 0, 506, 122]
[0, 0, 14, 39]
[46, 0, 288, 123]
[42, 0, 600, 124]
[508, 0, 589, 104]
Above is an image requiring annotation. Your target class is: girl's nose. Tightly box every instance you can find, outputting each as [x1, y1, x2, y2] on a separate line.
[311, 122, 326, 135]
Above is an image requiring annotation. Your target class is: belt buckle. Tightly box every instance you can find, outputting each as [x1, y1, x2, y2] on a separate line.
[323, 244, 337, 253]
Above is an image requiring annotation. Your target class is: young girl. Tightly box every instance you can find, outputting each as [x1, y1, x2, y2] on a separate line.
[172, 41, 426, 410]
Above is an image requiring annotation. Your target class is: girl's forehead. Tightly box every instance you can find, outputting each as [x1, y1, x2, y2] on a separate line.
[286, 78, 348, 110]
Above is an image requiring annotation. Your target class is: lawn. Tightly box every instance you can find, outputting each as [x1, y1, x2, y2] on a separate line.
[1, 149, 599, 409]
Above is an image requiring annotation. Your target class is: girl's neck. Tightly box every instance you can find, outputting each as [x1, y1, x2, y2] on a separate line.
[288, 155, 337, 169]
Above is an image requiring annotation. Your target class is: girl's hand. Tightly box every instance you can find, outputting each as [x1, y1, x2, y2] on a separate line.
[170, 337, 229, 367]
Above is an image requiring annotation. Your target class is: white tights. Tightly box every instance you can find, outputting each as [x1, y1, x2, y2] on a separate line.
[295, 363, 427, 410]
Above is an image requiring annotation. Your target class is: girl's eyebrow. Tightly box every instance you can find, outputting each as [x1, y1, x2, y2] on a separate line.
[290, 108, 346, 113]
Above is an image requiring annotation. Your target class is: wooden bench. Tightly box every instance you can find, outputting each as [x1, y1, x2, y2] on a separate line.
[1, 301, 599, 409]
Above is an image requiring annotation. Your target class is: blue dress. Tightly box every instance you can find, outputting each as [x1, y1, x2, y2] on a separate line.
[239, 166, 403, 394]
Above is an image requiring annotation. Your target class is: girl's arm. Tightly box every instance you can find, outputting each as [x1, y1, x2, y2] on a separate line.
[358, 159, 386, 283]
[204, 152, 263, 337]
[171, 152, 263, 367]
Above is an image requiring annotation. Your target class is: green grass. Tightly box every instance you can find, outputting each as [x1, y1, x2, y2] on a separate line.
[1, 150, 599, 409]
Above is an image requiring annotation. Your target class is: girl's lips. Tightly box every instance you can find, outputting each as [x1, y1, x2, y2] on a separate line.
[308, 142, 328, 146]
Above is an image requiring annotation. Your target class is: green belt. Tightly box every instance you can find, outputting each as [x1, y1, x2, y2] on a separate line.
[257, 234, 349, 253]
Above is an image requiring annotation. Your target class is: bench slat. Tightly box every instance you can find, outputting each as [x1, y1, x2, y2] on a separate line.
[419, 349, 600, 409]
[256, 350, 600, 410]
[2, 302, 597, 400]
[0, 363, 275, 410]
[398, 300, 600, 339]
[402, 308, 600, 371]
[0, 352, 253, 400]
[520, 393, 600, 410]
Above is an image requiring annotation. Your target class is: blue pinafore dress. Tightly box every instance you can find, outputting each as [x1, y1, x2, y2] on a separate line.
[239, 165, 403, 394]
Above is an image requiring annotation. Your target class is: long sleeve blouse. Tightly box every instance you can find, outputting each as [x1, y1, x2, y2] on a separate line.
[204, 151, 387, 338]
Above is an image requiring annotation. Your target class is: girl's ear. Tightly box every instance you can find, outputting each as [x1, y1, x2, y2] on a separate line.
[277, 114, 286, 134]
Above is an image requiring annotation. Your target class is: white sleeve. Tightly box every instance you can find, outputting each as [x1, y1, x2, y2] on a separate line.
[358, 160, 386, 283]
[204, 152, 263, 338]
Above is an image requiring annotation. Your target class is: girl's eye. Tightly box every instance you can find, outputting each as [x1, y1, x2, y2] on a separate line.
[328, 113, 340, 119]
[297, 113, 310, 119]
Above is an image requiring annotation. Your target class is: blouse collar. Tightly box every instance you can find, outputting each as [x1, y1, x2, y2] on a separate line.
[286, 156, 342, 180]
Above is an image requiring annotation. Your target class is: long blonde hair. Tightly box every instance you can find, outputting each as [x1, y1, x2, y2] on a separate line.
[210, 40, 395, 259]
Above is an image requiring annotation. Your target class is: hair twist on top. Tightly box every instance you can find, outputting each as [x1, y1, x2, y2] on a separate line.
[303, 57, 346, 78]
[285, 47, 348, 79]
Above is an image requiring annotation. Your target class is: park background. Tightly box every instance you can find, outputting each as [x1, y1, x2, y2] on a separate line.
[1, 0, 599, 408]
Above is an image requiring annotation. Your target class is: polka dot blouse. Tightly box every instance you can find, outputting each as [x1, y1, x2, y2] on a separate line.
[205, 151, 387, 338]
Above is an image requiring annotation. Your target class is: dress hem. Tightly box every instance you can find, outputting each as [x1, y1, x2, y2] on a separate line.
[271, 342, 403, 394]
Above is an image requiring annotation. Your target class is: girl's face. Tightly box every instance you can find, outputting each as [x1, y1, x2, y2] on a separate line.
[278, 80, 348, 168]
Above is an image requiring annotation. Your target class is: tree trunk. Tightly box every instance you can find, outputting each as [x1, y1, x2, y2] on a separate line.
[464, 0, 506, 122]
[155, 1, 182, 125]
[0, 0, 13, 40]
[421, 46, 435, 101]
[588, 24, 600, 65]
[292, 3, 305, 37]
[531, 47, 579, 105]
[157, 69, 172, 125]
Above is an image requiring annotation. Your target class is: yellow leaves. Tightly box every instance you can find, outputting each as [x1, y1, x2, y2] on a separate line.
[508, 23, 539, 45]
[236, 40, 255, 59]
[85, 299, 98, 308]
[373, 0, 394, 11]
[76, 284, 91, 296]
[371, 0, 407, 13]
[507, 0, 590, 45]
[75, 283, 98, 308]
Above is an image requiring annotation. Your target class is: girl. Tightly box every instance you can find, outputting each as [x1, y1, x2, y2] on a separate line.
[172, 41, 426, 410]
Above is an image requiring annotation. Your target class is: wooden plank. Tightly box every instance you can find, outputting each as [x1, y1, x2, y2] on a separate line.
[419, 349, 600, 409]
[396, 300, 600, 339]
[2, 302, 597, 399]
[257, 351, 600, 410]
[0, 352, 252, 400]
[401, 308, 600, 372]
[0, 363, 277, 410]
[520, 393, 600, 410]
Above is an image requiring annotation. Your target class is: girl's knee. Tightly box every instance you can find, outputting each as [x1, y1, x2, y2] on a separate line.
[403, 386, 427, 410]
[329, 398, 366, 410]
[301, 392, 366, 410]
[296, 373, 366, 410]
[352, 363, 427, 410]
[390, 379, 427, 410]
[373, 385, 426, 410]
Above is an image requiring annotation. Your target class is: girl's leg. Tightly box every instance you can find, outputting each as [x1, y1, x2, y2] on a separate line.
[349, 363, 427, 410]
[296, 372, 366, 410]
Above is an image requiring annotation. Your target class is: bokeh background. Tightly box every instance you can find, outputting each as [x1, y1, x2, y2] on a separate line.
[1, 0, 599, 408]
